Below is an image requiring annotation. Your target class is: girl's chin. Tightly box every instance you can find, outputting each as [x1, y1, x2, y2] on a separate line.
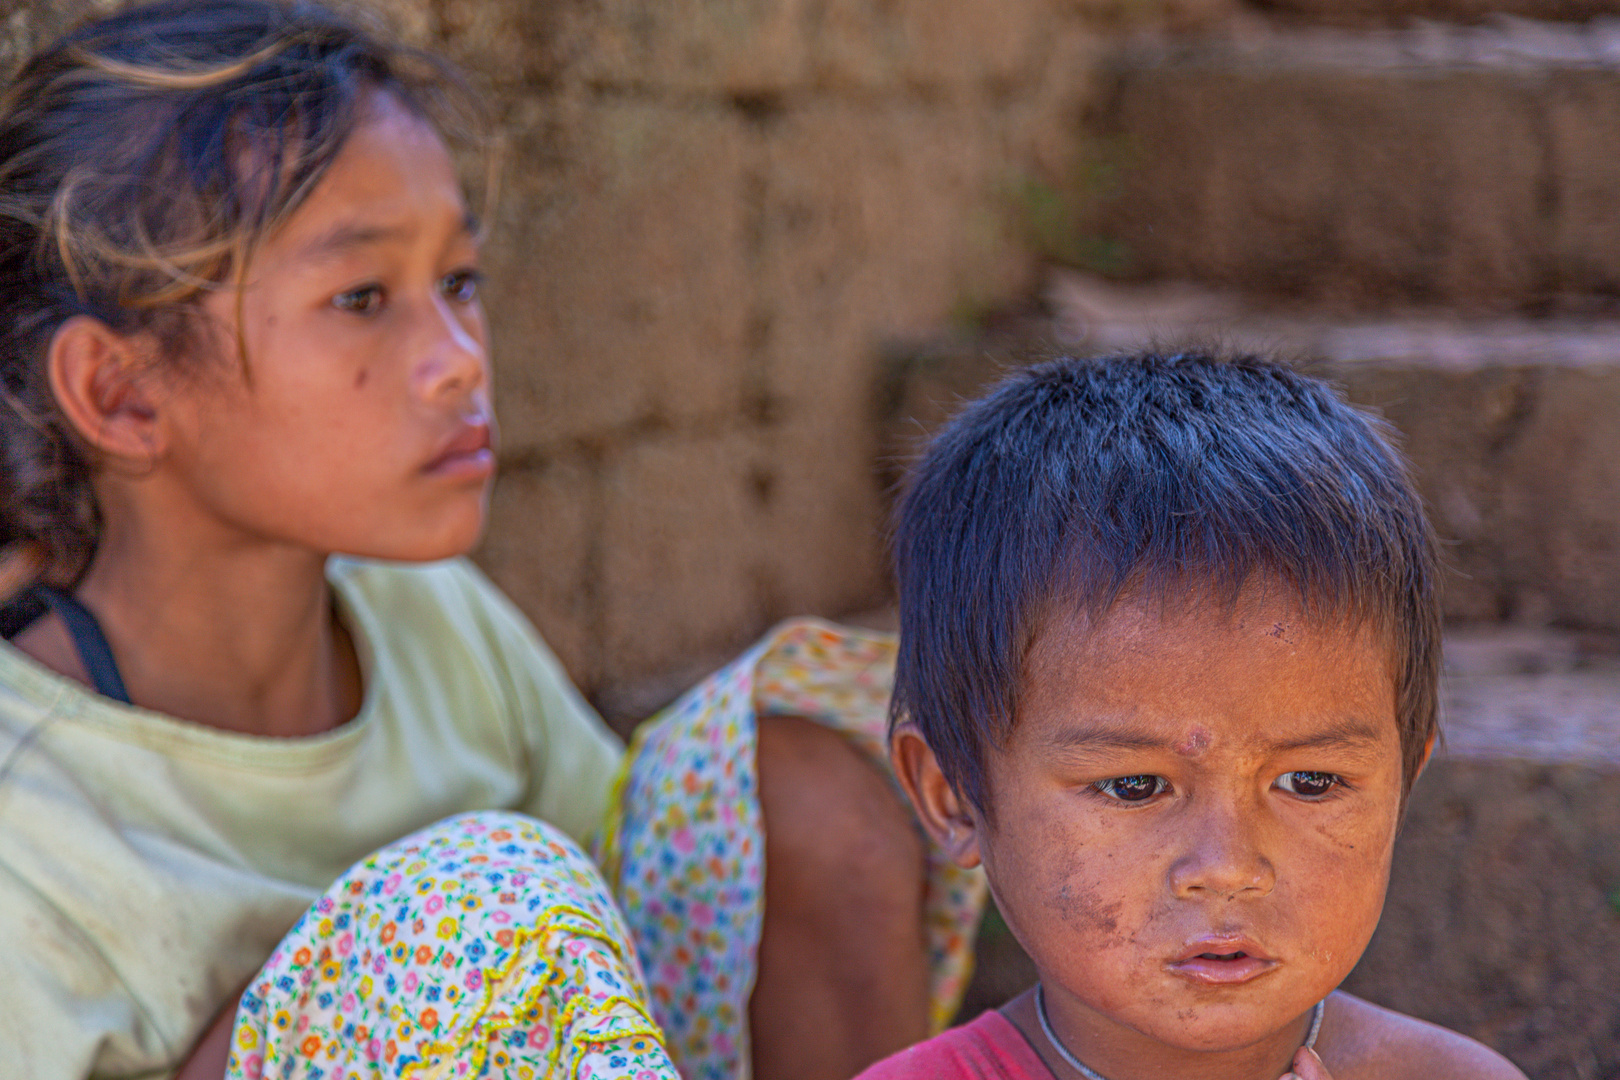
[341, 515, 487, 565]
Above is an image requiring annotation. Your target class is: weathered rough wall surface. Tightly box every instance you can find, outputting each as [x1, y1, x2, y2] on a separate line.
[1087, 24, 1620, 310]
[0, 0, 1239, 721]
[1333, 360, 1620, 627]
[1259, 0, 1620, 25]
[1343, 759, 1620, 1078]
[883, 296, 1620, 632]
[409, 0, 1246, 718]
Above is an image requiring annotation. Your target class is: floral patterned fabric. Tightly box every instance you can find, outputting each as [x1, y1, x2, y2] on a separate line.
[226, 813, 677, 1080]
[225, 619, 986, 1080]
[598, 618, 988, 1080]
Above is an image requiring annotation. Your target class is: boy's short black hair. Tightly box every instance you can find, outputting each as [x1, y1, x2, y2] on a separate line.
[890, 352, 1440, 815]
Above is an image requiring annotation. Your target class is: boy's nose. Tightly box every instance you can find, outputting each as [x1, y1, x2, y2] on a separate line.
[1166, 800, 1278, 901]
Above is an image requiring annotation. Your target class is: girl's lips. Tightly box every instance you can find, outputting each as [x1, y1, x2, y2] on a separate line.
[1167, 938, 1278, 985]
[424, 422, 495, 478]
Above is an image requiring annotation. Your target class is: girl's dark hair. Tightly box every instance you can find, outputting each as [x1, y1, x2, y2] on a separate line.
[0, 0, 489, 584]
[890, 352, 1442, 816]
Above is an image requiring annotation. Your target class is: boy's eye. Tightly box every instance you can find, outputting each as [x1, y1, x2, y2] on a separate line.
[440, 269, 483, 303]
[333, 284, 384, 315]
[1275, 771, 1341, 798]
[1093, 775, 1167, 802]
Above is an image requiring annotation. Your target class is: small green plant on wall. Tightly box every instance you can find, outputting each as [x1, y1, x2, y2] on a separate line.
[1007, 132, 1137, 276]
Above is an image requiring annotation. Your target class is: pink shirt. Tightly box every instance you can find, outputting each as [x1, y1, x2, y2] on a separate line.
[856, 1010, 1053, 1080]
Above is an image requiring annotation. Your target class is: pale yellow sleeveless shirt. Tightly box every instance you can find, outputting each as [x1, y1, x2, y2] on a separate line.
[0, 558, 623, 1078]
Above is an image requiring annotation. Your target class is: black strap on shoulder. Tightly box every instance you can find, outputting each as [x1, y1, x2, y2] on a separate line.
[28, 585, 132, 705]
[0, 590, 46, 640]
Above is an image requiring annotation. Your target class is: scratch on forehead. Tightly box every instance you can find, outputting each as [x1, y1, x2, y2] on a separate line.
[1175, 726, 1212, 757]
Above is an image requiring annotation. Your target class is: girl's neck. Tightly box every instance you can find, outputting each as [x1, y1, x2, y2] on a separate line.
[22, 493, 362, 738]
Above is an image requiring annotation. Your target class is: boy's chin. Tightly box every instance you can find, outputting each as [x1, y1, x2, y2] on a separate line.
[1124, 992, 1328, 1054]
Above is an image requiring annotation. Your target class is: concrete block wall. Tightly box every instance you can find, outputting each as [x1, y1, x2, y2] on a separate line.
[1087, 22, 1620, 309]
[408, 0, 1256, 720]
[0, 0, 1253, 722]
[1260, 0, 1620, 25]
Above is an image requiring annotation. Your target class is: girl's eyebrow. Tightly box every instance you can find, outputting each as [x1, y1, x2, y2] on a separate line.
[300, 222, 412, 260]
[297, 210, 480, 262]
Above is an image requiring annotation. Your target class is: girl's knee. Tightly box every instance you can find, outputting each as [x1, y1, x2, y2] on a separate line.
[756, 715, 926, 915]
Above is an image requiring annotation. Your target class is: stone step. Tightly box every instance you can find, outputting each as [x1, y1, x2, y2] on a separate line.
[1441, 624, 1620, 765]
[954, 623, 1620, 1078]
[885, 273, 1620, 629]
[1084, 19, 1620, 307]
[1261, 1, 1620, 26]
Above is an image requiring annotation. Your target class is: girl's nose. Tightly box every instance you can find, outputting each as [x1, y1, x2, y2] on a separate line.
[414, 294, 488, 401]
[1166, 798, 1277, 901]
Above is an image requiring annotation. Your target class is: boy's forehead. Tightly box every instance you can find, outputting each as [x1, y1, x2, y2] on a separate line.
[1017, 586, 1401, 748]
[1028, 581, 1381, 664]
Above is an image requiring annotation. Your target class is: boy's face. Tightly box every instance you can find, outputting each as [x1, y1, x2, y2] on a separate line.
[920, 586, 1410, 1058]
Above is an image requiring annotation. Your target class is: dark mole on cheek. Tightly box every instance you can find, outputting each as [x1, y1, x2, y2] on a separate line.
[354, 368, 368, 389]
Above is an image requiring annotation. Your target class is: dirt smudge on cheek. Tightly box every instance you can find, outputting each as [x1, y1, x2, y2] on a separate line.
[1053, 877, 1127, 947]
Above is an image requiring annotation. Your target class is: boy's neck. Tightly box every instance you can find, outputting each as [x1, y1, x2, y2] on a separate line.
[20, 491, 362, 738]
[1002, 984, 1317, 1080]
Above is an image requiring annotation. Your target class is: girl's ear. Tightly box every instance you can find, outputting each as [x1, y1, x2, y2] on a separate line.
[890, 723, 983, 869]
[47, 315, 166, 467]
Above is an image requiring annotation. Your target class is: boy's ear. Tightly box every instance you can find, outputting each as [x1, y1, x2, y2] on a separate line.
[890, 723, 982, 869]
[47, 315, 166, 468]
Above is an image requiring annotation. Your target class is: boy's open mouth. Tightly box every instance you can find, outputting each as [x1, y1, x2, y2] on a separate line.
[1168, 939, 1277, 985]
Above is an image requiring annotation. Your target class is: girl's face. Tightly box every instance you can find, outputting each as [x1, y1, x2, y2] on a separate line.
[162, 90, 493, 562]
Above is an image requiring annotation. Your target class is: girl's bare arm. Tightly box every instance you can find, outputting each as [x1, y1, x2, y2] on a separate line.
[173, 986, 244, 1080]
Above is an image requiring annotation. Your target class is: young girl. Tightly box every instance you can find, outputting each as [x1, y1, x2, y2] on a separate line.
[0, 2, 983, 1077]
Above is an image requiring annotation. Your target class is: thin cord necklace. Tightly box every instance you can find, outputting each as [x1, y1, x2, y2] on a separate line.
[1034, 984, 1326, 1080]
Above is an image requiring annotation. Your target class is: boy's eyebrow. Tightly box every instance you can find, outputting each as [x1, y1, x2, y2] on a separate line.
[1266, 718, 1389, 752]
[1044, 717, 1389, 753]
[1044, 723, 1177, 752]
[297, 211, 480, 261]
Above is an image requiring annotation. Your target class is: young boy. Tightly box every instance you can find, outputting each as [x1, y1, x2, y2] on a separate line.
[866, 354, 1527, 1080]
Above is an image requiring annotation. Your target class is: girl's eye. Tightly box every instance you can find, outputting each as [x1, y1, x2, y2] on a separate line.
[1093, 775, 1168, 803]
[440, 269, 483, 304]
[333, 285, 384, 315]
[1275, 771, 1341, 798]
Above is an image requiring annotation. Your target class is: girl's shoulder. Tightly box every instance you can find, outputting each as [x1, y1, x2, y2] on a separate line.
[1323, 991, 1527, 1080]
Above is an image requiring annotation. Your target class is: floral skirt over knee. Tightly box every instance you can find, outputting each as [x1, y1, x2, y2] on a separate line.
[227, 813, 676, 1080]
[227, 620, 986, 1080]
